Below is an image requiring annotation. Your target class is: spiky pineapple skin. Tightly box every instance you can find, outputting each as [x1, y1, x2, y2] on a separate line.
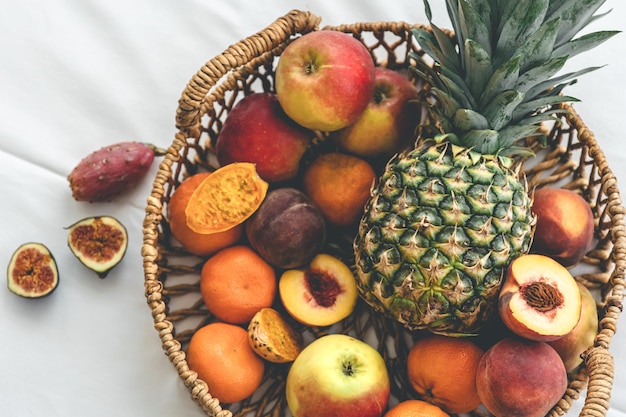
[354, 139, 535, 335]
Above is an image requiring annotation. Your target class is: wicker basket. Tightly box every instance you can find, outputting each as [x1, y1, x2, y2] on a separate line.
[142, 10, 626, 417]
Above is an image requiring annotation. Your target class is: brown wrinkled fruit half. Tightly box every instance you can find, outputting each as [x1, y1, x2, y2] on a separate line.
[7, 242, 59, 298]
[67, 216, 128, 278]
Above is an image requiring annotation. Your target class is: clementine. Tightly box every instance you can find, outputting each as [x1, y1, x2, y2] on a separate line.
[302, 152, 376, 227]
[200, 245, 277, 324]
[384, 399, 450, 417]
[186, 322, 265, 403]
[406, 334, 484, 415]
[168, 172, 242, 256]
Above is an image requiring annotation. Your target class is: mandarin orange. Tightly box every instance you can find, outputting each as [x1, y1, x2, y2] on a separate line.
[406, 334, 484, 414]
[384, 399, 450, 417]
[200, 245, 276, 324]
[302, 152, 376, 227]
[186, 322, 265, 403]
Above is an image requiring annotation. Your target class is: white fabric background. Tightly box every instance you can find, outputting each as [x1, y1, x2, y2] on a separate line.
[1, 1, 624, 416]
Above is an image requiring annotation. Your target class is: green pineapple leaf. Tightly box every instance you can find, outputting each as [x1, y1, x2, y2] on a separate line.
[432, 87, 463, 119]
[525, 65, 604, 99]
[494, 0, 550, 67]
[454, 109, 491, 131]
[548, 0, 607, 45]
[479, 55, 521, 109]
[515, 17, 561, 72]
[483, 89, 525, 130]
[517, 107, 568, 125]
[511, 95, 579, 122]
[553, 30, 620, 59]
[497, 124, 543, 149]
[515, 56, 568, 94]
[412, 28, 461, 73]
[465, 39, 493, 99]
[459, 0, 492, 56]
[460, 129, 500, 153]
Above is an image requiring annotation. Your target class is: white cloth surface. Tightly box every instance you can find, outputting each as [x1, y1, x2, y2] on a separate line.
[1, 1, 625, 416]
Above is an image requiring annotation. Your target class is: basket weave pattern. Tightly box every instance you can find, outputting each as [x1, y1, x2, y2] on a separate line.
[142, 10, 626, 417]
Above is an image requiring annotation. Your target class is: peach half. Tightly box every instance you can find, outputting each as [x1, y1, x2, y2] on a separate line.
[498, 254, 582, 342]
[279, 253, 358, 327]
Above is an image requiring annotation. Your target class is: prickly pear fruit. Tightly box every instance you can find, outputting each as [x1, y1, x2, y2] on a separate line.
[67, 141, 166, 202]
[8, 242, 59, 298]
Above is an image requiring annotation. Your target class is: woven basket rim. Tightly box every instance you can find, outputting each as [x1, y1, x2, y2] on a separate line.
[142, 9, 626, 417]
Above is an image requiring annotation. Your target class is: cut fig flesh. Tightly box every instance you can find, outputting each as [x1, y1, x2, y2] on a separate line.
[67, 216, 128, 278]
[7, 242, 59, 298]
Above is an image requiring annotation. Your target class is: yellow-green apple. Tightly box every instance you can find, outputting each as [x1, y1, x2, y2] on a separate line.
[476, 337, 567, 417]
[531, 187, 595, 267]
[275, 30, 376, 132]
[215, 92, 313, 183]
[332, 67, 420, 159]
[498, 254, 582, 342]
[548, 281, 599, 372]
[279, 253, 358, 327]
[286, 334, 390, 417]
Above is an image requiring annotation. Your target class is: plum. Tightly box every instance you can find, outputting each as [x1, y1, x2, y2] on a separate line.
[246, 187, 326, 269]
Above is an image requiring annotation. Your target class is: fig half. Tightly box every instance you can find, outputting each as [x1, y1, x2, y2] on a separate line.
[67, 216, 128, 278]
[8, 242, 59, 298]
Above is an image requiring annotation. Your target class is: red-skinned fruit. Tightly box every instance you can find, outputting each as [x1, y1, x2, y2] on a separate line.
[476, 337, 568, 417]
[67, 216, 128, 278]
[8, 242, 59, 298]
[68, 141, 166, 202]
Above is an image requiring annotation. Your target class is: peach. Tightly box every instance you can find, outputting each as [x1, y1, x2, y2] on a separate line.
[215, 92, 313, 183]
[246, 187, 326, 269]
[548, 281, 599, 372]
[531, 187, 595, 267]
[279, 253, 358, 327]
[476, 337, 568, 417]
[498, 254, 582, 342]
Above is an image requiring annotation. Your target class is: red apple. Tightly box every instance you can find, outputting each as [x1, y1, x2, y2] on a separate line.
[275, 30, 376, 132]
[215, 92, 313, 183]
[333, 67, 420, 159]
[498, 254, 582, 342]
[286, 334, 390, 417]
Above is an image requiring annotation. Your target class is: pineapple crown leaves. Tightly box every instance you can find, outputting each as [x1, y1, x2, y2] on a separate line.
[410, 0, 619, 156]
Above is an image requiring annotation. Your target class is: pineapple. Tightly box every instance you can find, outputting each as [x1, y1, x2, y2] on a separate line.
[354, 0, 617, 336]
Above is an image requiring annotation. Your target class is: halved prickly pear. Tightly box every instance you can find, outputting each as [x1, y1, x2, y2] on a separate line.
[67, 141, 166, 202]
[8, 242, 59, 298]
[247, 307, 304, 363]
[67, 216, 128, 278]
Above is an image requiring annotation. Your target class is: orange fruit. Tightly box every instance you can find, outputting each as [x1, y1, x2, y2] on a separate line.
[406, 334, 484, 414]
[186, 322, 265, 403]
[185, 162, 268, 234]
[200, 245, 277, 324]
[384, 400, 450, 417]
[168, 172, 243, 256]
[302, 152, 376, 227]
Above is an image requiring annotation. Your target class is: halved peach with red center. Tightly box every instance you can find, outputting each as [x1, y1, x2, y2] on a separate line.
[279, 253, 358, 327]
[498, 254, 582, 342]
